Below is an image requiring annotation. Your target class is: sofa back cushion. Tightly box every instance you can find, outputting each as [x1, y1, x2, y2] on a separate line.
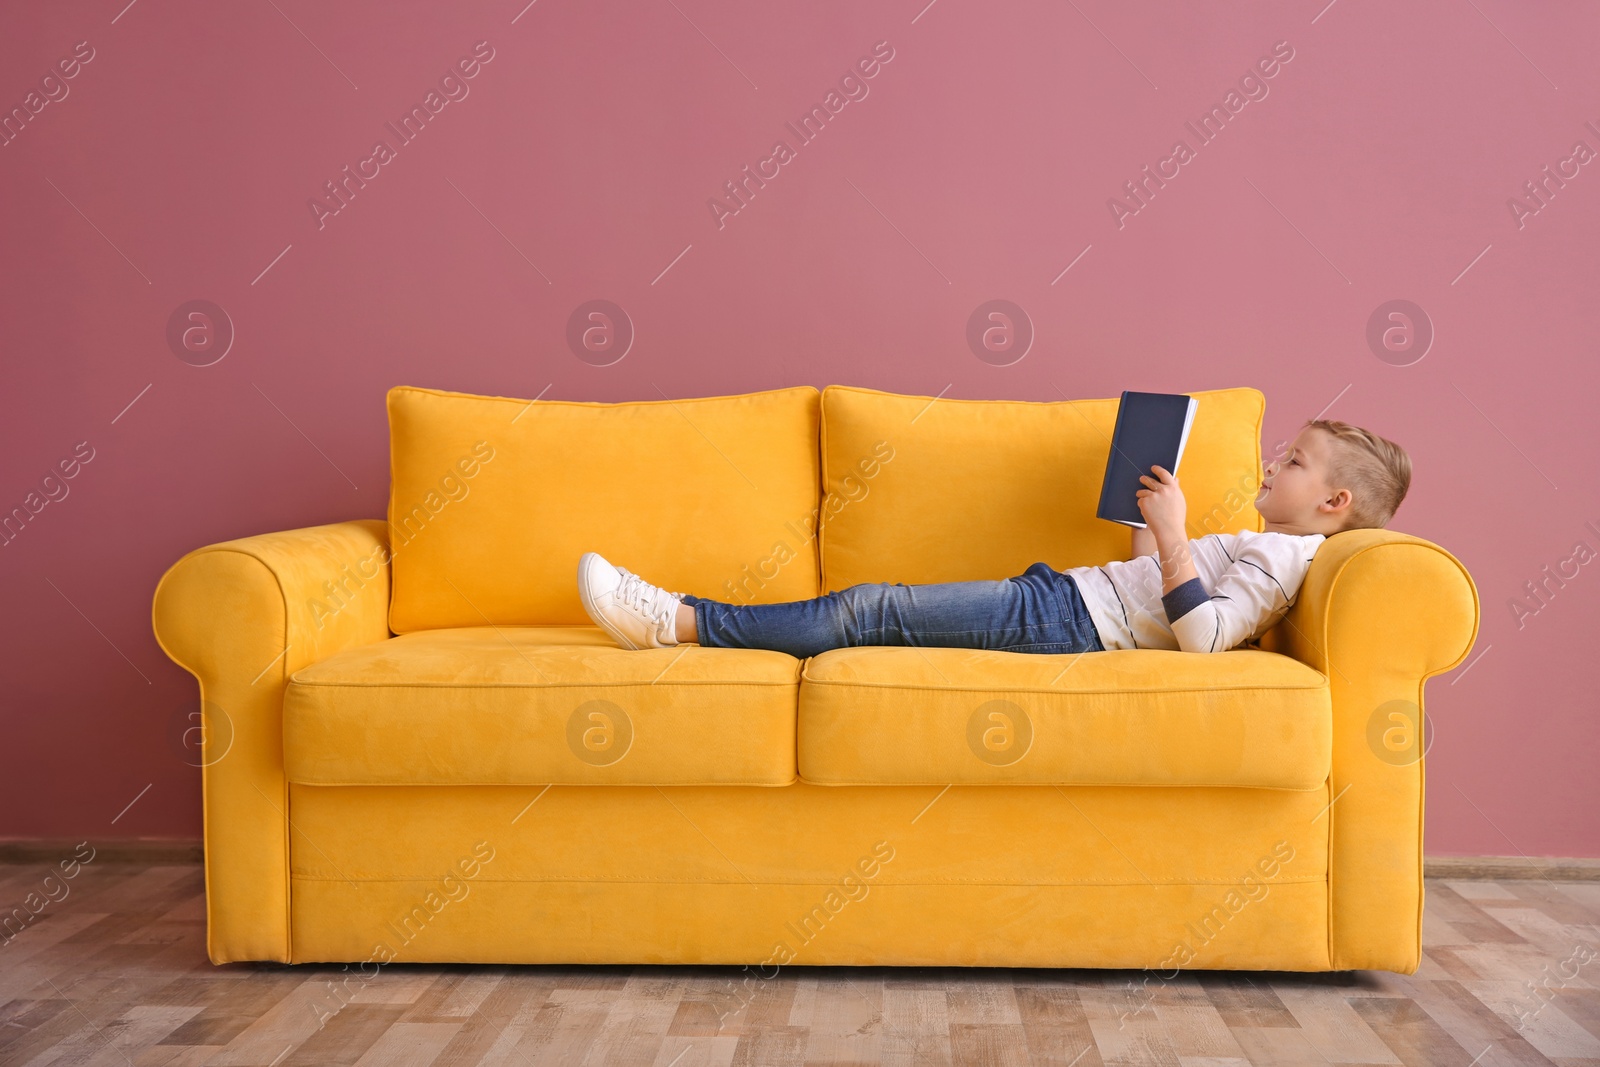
[387, 385, 822, 633]
[818, 385, 1265, 590]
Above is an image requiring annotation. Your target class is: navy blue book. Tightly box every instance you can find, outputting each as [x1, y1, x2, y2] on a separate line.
[1095, 391, 1198, 528]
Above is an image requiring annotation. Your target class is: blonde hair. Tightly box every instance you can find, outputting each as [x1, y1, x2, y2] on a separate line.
[1302, 419, 1411, 531]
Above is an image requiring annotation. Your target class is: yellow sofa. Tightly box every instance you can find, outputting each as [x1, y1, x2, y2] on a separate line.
[151, 384, 1480, 973]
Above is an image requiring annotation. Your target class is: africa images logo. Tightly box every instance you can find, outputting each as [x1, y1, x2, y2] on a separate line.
[307, 42, 497, 230]
[966, 700, 1033, 767]
[707, 41, 896, 230]
[1107, 40, 1295, 229]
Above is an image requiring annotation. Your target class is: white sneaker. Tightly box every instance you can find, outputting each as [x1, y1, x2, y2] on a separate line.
[577, 552, 682, 650]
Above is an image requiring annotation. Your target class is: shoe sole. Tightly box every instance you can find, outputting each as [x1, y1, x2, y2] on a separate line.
[577, 552, 644, 651]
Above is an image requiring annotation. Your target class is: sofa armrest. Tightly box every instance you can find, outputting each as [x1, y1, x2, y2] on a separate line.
[1257, 528, 1479, 972]
[151, 520, 391, 963]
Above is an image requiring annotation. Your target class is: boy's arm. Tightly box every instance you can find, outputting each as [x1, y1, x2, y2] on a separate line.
[1166, 539, 1309, 653]
[1152, 524, 1201, 598]
[1134, 464, 1199, 594]
[1130, 525, 1158, 559]
[1136, 463, 1219, 651]
[1153, 528, 1240, 653]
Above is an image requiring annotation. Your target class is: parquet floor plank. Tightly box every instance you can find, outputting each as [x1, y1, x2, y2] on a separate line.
[2, 866, 1595, 1067]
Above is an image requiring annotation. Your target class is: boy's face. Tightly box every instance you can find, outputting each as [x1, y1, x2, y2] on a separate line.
[1257, 427, 1346, 530]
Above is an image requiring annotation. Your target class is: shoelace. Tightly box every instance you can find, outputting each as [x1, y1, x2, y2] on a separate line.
[615, 569, 674, 634]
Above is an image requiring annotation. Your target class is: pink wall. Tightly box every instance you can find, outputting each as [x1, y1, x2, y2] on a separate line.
[1, 0, 1594, 856]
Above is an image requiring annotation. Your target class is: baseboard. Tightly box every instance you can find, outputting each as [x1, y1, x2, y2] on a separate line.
[1, 841, 1595, 879]
[1424, 855, 1600, 881]
[0, 838, 203, 864]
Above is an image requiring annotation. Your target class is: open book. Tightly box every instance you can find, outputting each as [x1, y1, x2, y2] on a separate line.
[1095, 391, 1198, 528]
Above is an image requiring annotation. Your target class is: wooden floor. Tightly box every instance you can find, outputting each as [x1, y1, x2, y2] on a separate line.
[2, 863, 1597, 1066]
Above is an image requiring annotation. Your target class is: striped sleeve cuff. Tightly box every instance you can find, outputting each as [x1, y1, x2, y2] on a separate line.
[1161, 577, 1209, 623]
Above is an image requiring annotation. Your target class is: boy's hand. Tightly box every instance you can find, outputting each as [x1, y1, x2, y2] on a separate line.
[1136, 465, 1186, 536]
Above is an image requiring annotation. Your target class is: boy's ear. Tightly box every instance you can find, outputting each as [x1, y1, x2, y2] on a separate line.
[1320, 487, 1353, 514]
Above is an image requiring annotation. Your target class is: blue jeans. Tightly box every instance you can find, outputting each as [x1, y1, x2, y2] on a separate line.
[680, 562, 1105, 659]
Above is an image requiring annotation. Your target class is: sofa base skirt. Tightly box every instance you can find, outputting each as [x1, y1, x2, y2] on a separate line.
[290, 880, 1330, 970]
[281, 782, 1336, 971]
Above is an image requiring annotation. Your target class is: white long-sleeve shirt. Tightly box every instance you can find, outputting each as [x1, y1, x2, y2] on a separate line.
[1068, 530, 1325, 653]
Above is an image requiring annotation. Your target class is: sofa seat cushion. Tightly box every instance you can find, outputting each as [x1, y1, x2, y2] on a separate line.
[798, 647, 1330, 789]
[283, 627, 800, 786]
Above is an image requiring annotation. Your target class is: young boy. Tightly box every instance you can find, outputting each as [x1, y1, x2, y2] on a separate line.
[577, 418, 1411, 657]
